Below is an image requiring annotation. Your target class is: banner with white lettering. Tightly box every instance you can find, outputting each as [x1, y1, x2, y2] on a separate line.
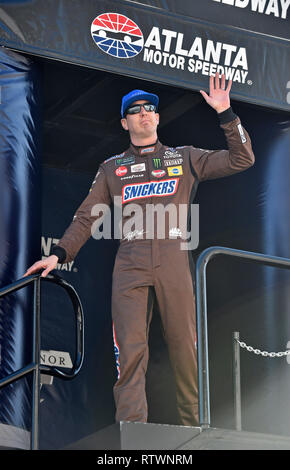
[134, 0, 290, 40]
[0, 0, 289, 112]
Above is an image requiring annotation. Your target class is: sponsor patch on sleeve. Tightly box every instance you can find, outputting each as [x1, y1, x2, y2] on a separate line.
[237, 123, 247, 143]
[122, 178, 179, 203]
[104, 152, 125, 164]
[89, 170, 100, 192]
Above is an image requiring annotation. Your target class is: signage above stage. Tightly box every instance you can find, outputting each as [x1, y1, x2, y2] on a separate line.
[0, 0, 289, 112]
[134, 0, 290, 41]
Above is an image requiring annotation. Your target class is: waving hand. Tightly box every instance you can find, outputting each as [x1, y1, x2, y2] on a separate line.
[200, 73, 232, 114]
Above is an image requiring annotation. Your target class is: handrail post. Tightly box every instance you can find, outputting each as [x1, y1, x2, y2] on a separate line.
[195, 246, 290, 433]
[196, 251, 211, 429]
[233, 331, 242, 431]
[31, 276, 41, 450]
[0, 272, 84, 450]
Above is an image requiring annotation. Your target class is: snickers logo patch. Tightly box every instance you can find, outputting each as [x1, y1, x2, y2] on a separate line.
[122, 178, 179, 203]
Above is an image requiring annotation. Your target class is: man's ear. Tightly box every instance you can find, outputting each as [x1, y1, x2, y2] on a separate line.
[121, 117, 128, 131]
[155, 113, 160, 126]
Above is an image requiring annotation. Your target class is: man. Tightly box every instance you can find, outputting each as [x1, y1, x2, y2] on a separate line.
[24, 73, 255, 426]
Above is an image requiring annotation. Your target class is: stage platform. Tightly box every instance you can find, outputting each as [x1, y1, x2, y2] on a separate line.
[65, 422, 290, 450]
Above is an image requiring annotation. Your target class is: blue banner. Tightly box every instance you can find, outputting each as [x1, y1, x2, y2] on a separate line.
[0, 48, 41, 449]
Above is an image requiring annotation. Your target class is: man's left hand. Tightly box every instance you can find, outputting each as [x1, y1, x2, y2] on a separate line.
[200, 73, 232, 114]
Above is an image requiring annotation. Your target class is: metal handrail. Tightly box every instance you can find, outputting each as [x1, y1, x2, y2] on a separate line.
[195, 246, 290, 429]
[0, 272, 84, 449]
[39, 273, 84, 379]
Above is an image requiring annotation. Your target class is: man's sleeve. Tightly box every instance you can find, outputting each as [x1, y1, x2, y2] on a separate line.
[189, 107, 255, 182]
[51, 164, 111, 263]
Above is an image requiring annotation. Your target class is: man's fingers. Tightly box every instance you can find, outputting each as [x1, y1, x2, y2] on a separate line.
[41, 268, 51, 277]
[24, 264, 54, 278]
[209, 74, 214, 95]
[200, 90, 208, 99]
[23, 266, 37, 276]
[23, 261, 46, 277]
[210, 73, 230, 91]
[200, 90, 210, 103]
[215, 71, 219, 89]
[226, 78, 232, 93]
[221, 74, 226, 90]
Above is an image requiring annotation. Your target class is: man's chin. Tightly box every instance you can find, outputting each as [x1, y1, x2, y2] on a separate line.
[139, 127, 157, 138]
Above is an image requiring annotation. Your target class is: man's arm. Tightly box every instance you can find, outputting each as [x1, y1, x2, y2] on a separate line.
[24, 165, 111, 277]
[189, 73, 255, 181]
[52, 165, 111, 263]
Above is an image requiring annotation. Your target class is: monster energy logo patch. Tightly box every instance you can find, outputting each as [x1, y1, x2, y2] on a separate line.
[115, 156, 135, 166]
[152, 158, 162, 169]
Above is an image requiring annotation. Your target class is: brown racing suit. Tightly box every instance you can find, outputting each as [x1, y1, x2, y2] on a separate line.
[52, 107, 255, 426]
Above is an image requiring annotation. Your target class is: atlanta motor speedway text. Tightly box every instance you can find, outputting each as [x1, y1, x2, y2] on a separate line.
[144, 48, 248, 83]
[143, 30, 249, 84]
[96, 453, 193, 466]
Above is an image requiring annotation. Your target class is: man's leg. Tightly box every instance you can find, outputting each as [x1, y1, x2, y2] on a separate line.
[112, 283, 154, 423]
[154, 242, 199, 426]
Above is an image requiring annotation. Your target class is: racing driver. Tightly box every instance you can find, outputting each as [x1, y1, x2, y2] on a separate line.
[24, 73, 255, 427]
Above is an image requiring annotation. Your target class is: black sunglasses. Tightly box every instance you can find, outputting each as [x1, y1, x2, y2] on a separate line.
[125, 103, 157, 116]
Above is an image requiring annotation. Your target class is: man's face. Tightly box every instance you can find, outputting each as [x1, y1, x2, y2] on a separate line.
[121, 100, 159, 139]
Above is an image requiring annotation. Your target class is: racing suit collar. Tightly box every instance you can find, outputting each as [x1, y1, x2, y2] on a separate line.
[129, 139, 162, 156]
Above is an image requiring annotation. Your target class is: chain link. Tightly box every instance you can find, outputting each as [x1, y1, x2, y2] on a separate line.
[236, 339, 290, 358]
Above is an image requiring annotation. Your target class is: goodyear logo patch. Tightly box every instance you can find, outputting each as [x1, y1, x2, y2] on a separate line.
[167, 165, 183, 176]
[122, 178, 179, 203]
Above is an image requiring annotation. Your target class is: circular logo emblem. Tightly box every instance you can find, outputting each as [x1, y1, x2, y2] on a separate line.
[116, 166, 128, 176]
[152, 170, 166, 178]
[91, 13, 144, 59]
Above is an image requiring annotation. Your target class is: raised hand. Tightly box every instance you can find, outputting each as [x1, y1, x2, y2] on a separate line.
[200, 72, 232, 114]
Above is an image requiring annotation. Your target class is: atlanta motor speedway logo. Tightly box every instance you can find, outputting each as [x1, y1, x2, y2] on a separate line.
[91, 12, 250, 84]
[91, 13, 144, 58]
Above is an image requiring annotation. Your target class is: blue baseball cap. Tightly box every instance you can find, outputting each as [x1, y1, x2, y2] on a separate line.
[121, 89, 159, 118]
